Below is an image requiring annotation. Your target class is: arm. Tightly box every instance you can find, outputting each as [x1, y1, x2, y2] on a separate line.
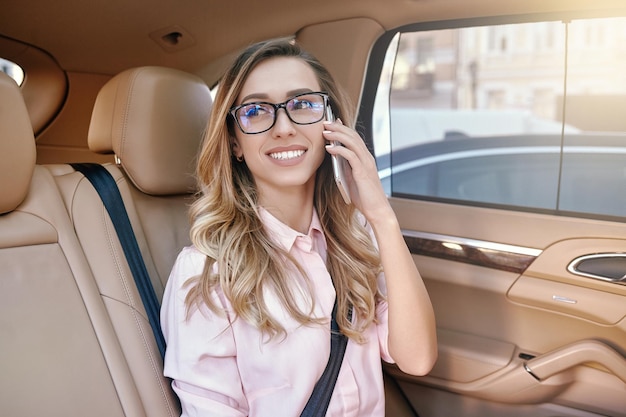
[368, 212, 438, 375]
[324, 121, 438, 375]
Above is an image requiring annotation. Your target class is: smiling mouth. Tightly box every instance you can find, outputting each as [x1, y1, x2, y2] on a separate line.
[268, 150, 305, 160]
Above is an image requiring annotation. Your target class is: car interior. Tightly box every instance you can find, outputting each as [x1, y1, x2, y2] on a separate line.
[1, 1, 625, 416]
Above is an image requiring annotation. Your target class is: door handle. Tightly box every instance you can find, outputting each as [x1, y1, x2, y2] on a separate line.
[524, 339, 626, 385]
[567, 253, 626, 284]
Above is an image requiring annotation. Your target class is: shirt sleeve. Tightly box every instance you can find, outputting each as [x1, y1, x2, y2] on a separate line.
[161, 247, 248, 417]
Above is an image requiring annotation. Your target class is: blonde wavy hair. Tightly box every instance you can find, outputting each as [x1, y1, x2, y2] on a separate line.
[187, 38, 383, 341]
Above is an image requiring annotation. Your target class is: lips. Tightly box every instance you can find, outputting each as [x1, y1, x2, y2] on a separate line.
[268, 149, 305, 160]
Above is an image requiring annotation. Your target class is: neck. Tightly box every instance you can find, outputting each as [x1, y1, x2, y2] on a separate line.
[258, 184, 315, 234]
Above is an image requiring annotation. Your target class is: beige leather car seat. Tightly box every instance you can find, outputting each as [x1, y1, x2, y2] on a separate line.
[86, 65, 213, 293]
[0, 73, 148, 416]
[45, 66, 212, 417]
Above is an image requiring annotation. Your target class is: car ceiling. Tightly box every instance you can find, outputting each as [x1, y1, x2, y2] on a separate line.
[2, 0, 623, 84]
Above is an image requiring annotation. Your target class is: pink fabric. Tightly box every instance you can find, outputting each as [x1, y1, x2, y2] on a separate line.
[161, 208, 392, 416]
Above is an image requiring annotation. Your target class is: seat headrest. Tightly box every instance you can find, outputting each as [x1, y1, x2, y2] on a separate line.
[88, 66, 212, 195]
[0, 72, 36, 214]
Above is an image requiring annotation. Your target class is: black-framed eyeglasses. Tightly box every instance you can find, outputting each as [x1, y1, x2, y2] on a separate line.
[229, 91, 329, 134]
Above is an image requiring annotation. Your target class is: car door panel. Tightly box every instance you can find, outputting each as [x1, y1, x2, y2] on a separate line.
[384, 198, 626, 416]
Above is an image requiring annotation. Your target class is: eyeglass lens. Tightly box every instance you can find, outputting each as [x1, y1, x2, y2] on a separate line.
[234, 93, 326, 134]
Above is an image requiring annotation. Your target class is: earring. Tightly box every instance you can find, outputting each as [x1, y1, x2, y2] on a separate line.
[236, 155, 244, 162]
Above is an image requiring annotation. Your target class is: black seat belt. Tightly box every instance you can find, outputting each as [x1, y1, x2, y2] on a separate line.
[300, 301, 352, 417]
[71, 163, 166, 360]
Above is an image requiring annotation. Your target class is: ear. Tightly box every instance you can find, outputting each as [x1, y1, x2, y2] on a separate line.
[232, 138, 243, 159]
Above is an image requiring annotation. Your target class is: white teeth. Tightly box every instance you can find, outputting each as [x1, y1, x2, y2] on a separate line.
[269, 150, 305, 160]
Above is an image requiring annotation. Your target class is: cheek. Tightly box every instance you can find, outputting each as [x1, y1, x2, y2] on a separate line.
[308, 124, 327, 146]
[312, 134, 328, 168]
[307, 128, 327, 158]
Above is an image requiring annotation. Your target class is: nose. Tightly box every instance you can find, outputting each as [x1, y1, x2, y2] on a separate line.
[271, 107, 296, 137]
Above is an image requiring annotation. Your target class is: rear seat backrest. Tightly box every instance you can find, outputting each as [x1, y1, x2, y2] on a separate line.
[46, 66, 212, 417]
[87, 66, 213, 292]
[0, 73, 143, 417]
[0, 73, 35, 213]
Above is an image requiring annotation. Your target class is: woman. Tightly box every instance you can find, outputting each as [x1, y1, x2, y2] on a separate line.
[161, 38, 437, 417]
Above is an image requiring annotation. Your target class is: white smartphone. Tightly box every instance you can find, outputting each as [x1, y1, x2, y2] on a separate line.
[325, 104, 351, 204]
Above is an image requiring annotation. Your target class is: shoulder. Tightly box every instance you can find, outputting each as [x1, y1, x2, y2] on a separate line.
[162, 246, 228, 320]
[165, 245, 208, 293]
[173, 245, 206, 273]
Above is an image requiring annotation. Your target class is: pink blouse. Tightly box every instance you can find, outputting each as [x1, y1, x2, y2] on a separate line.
[161, 208, 393, 416]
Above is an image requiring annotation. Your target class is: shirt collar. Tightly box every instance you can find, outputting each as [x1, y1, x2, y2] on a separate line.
[259, 206, 325, 253]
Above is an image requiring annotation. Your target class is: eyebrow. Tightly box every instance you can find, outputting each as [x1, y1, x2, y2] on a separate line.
[239, 88, 315, 104]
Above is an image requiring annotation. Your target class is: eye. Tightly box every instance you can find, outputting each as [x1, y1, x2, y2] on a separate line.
[240, 103, 272, 118]
[289, 94, 325, 113]
[290, 98, 314, 111]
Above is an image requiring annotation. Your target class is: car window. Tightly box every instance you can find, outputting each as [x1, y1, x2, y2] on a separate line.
[0, 58, 24, 85]
[373, 16, 626, 219]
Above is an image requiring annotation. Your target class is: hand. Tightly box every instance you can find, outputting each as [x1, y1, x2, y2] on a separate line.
[323, 119, 395, 225]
